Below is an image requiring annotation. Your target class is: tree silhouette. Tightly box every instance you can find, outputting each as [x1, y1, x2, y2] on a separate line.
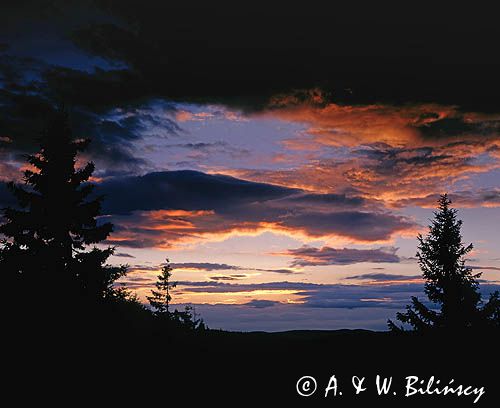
[147, 259, 176, 317]
[0, 110, 126, 306]
[148, 259, 206, 330]
[389, 194, 500, 331]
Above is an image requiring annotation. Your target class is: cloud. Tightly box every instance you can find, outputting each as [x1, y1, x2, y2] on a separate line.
[98, 170, 297, 215]
[262, 101, 500, 147]
[112, 252, 135, 258]
[243, 299, 280, 308]
[171, 262, 297, 275]
[172, 262, 242, 271]
[257, 268, 298, 275]
[214, 98, 499, 210]
[209, 275, 248, 281]
[281, 246, 401, 267]
[3, 7, 500, 217]
[172, 280, 426, 310]
[172, 280, 500, 310]
[416, 116, 500, 139]
[392, 189, 500, 209]
[230, 136, 500, 209]
[119, 276, 500, 330]
[469, 265, 500, 272]
[4, 2, 500, 113]
[168, 140, 251, 164]
[126, 264, 159, 272]
[43, 65, 147, 111]
[174, 281, 321, 292]
[347, 142, 499, 202]
[278, 192, 366, 209]
[98, 170, 417, 248]
[344, 273, 422, 282]
[0, 53, 183, 175]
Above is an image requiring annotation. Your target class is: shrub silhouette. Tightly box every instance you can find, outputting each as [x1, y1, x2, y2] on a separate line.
[389, 194, 500, 331]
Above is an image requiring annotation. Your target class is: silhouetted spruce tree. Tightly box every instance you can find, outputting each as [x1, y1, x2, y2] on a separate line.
[0, 110, 126, 307]
[147, 259, 176, 317]
[148, 260, 206, 330]
[389, 194, 500, 331]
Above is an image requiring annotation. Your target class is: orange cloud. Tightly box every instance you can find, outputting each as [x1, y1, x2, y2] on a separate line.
[258, 100, 462, 147]
[106, 198, 418, 250]
[213, 95, 498, 209]
[225, 127, 500, 208]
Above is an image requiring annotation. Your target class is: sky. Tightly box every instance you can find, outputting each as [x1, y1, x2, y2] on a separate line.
[1, 1, 500, 331]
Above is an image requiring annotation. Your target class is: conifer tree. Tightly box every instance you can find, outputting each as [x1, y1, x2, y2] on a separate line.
[389, 194, 500, 331]
[0, 110, 118, 302]
[147, 260, 206, 330]
[147, 259, 176, 317]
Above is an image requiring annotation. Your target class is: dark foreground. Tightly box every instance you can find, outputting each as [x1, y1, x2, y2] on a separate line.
[7, 321, 499, 407]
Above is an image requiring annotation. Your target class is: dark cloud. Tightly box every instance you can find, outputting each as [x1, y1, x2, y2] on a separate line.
[172, 262, 242, 271]
[0, 85, 55, 153]
[126, 279, 500, 315]
[127, 264, 159, 272]
[112, 252, 135, 258]
[415, 117, 500, 139]
[210, 275, 247, 281]
[0, 85, 144, 173]
[306, 282, 500, 310]
[175, 280, 425, 310]
[69, 108, 150, 172]
[280, 212, 413, 242]
[3, 1, 500, 113]
[171, 141, 251, 162]
[283, 246, 401, 267]
[97, 170, 416, 247]
[0, 53, 180, 173]
[300, 282, 500, 310]
[243, 300, 279, 309]
[344, 273, 422, 282]
[171, 262, 297, 275]
[175, 142, 227, 150]
[67, 4, 500, 112]
[43, 65, 146, 111]
[106, 233, 172, 249]
[98, 170, 298, 214]
[470, 265, 500, 272]
[175, 281, 321, 293]
[299, 284, 425, 310]
[355, 145, 451, 173]
[258, 268, 297, 275]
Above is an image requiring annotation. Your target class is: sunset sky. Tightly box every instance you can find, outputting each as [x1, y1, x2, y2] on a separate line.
[1, 1, 500, 330]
